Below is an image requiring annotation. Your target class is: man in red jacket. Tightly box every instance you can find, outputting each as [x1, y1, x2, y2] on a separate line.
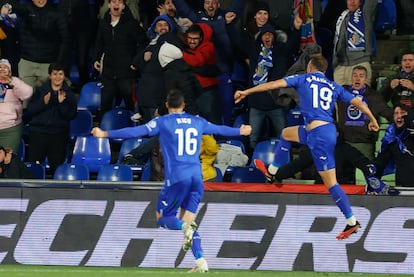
[182, 23, 222, 124]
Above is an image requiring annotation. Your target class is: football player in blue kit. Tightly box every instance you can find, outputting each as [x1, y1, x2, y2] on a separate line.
[92, 89, 252, 272]
[234, 55, 379, 240]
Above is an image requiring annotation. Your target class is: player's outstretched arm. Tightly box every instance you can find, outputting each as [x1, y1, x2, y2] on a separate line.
[91, 127, 109, 138]
[239, 124, 252, 136]
[234, 79, 288, 104]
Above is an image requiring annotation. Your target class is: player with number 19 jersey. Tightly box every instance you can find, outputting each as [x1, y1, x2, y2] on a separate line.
[108, 112, 240, 185]
[284, 72, 355, 124]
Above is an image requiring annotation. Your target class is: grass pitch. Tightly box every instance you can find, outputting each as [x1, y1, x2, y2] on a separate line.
[0, 265, 409, 277]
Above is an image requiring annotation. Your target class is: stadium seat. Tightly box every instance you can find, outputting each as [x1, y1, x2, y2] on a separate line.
[140, 161, 151, 181]
[250, 139, 279, 166]
[214, 166, 223, 182]
[18, 139, 25, 162]
[24, 162, 46, 179]
[97, 164, 133, 181]
[217, 139, 246, 153]
[100, 107, 135, 143]
[230, 166, 267, 183]
[71, 136, 111, 173]
[53, 163, 90, 181]
[77, 81, 102, 114]
[116, 137, 148, 163]
[70, 109, 93, 141]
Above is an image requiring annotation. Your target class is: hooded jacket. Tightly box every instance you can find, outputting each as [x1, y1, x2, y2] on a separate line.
[182, 23, 219, 89]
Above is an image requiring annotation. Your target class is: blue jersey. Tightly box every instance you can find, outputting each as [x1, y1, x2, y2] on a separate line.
[284, 72, 355, 125]
[108, 112, 240, 184]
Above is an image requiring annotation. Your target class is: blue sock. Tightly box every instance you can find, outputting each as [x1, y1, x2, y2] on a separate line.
[157, 216, 183, 230]
[272, 137, 291, 167]
[191, 231, 203, 259]
[329, 184, 353, 219]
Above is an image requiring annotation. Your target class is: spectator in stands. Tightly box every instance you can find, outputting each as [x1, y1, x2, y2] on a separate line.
[373, 103, 414, 187]
[173, 0, 247, 125]
[183, 23, 222, 124]
[94, 0, 147, 115]
[236, 1, 301, 70]
[337, 65, 393, 160]
[10, 0, 70, 107]
[0, 58, 33, 153]
[333, 0, 377, 86]
[56, 0, 98, 89]
[25, 63, 77, 173]
[157, 0, 192, 33]
[98, 0, 140, 22]
[201, 135, 220, 181]
[133, 14, 174, 124]
[0, 146, 34, 179]
[157, 33, 201, 117]
[243, 24, 289, 149]
[0, 2, 19, 75]
[379, 50, 414, 108]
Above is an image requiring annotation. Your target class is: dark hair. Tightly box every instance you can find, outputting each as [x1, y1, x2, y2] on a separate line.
[400, 49, 414, 58]
[186, 24, 204, 41]
[167, 89, 184, 108]
[48, 63, 66, 75]
[352, 65, 368, 74]
[393, 103, 410, 112]
[309, 55, 328, 72]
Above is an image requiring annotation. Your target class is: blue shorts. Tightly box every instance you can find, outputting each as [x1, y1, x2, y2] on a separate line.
[298, 123, 337, 171]
[156, 175, 204, 217]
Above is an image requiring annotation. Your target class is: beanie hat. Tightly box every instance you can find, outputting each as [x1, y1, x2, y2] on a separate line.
[0, 59, 11, 70]
[254, 1, 270, 15]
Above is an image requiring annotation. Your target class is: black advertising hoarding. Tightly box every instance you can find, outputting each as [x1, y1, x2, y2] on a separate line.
[0, 182, 413, 274]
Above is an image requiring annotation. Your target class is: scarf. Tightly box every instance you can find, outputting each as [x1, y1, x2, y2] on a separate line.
[252, 44, 273, 85]
[347, 7, 365, 51]
[344, 86, 367, 126]
[381, 124, 409, 154]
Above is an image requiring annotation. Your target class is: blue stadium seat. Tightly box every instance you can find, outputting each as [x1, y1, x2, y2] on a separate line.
[214, 166, 223, 182]
[140, 161, 151, 181]
[71, 136, 111, 173]
[53, 163, 90, 181]
[24, 162, 46, 179]
[97, 164, 133, 181]
[77, 81, 102, 114]
[18, 139, 25, 162]
[100, 108, 135, 143]
[250, 139, 278, 166]
[70, 109, 93, 141]
[217, 139, 246, 153]
[117, 137, 148, 163]
[230, 166, 267, 183]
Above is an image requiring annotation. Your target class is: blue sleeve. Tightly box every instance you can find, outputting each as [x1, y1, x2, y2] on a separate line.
[172, 0, 198, 23]
[204, 123, 240, 137]
[283, 74, 300, 87]
[107, 125, 150, 139]
[228, 0, 248, 19]
[338, 86, 355, 103]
